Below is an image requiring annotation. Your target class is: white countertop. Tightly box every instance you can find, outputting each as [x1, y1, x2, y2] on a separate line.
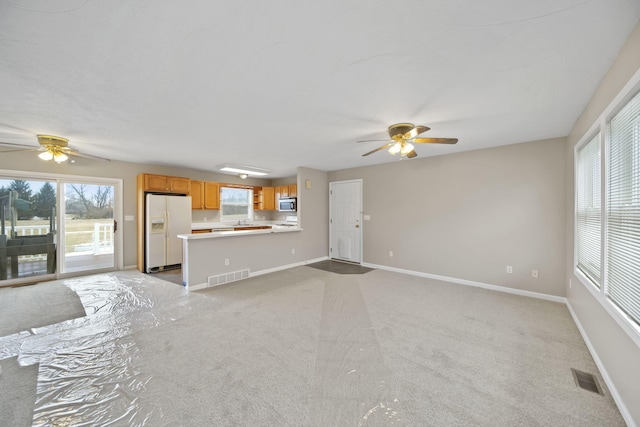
[178, 226, 302, 240]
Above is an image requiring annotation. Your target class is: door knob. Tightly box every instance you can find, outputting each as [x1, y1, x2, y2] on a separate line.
[355, 224, 359, 228]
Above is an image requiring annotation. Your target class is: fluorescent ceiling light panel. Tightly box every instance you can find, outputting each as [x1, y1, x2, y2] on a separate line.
[218, 165, 270, 176]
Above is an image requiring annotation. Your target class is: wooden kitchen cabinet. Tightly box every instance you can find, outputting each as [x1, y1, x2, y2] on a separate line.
[204, 182, 220, 209]
[190, 180, 204, 209]
[275, 184, 296, 200]
[143, 174, 191, 194]
[262, 186, 275, 210]
[255, 186, 275, 210]
[275, 185, 288, 201]
[190, 180, 220, 209]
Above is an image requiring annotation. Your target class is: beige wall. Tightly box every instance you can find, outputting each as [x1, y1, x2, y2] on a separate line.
[329, 138, 566, 296]
[565, 21, 640, 425]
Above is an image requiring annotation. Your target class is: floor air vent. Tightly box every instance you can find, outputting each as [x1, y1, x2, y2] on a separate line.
[207, 269, 250, 288]
[571, 368, 603, 395]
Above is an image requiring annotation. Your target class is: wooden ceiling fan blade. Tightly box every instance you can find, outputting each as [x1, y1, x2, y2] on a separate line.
[362, 143, 394, 156]
[403, 125, 430, 139]
[0, 141, 37, 149]
[0, 147, 40, 153]
[413, 137, 458, 144]
[406, 150, 418, 158]
[67, 148, 111, 161]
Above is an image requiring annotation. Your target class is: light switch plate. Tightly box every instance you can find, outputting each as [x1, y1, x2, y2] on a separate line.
[125, 215, 135, 221]
[364, 215, 371, 220]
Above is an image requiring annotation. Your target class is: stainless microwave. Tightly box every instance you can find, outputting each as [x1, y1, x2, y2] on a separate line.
[279, 197, 297, 212]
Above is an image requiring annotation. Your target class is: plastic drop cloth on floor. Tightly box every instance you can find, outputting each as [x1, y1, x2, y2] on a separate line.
[0, 271, 206, 426]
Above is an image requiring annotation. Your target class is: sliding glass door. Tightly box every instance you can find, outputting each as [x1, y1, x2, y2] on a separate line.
[60, 182, 116, 274]
[0, 171, 121, 286]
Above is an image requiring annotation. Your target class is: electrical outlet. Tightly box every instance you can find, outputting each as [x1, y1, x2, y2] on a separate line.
[389, 251, 393, 257]
[569, 279, 572, 288]
[506, 266, 513, 274]
[531, 269, 538, 278]
[224, 258, 229, 266]
[291, 248, 295, 254]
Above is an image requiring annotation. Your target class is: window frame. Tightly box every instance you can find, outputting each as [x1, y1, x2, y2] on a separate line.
[574, 67, 640, 348]
[219, 186, 254, 223]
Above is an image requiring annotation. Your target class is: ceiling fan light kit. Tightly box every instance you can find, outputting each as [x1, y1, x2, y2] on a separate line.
[37, 135, 70, 163]
[0, 134, 109, 163]
[36, 135, 71, 163]
[359, 122, 458, 159]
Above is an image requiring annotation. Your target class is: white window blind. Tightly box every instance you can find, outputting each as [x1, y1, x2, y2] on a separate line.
[607, 89, 640, 326]
[576, 133, 602, 286]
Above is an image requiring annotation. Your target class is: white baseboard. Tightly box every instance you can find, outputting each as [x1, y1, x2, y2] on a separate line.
[188, 282, 208, 291]
[123, 265, 138, 271]
[565, 302, 636, 427]
[250, 256, 329, 277]
[188, 256, 329, 292]
[363, 263, 567, 304]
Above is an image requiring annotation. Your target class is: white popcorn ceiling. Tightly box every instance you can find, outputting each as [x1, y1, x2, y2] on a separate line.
[0, 0, 639, 177]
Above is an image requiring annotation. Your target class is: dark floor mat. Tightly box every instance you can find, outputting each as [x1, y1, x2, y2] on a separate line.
[307, 260, 373, 274]
[147, 269, 183, 286]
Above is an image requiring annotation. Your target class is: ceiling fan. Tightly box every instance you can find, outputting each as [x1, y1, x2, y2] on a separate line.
[0, 134, 110, 163]
[358, 123, 458, 158]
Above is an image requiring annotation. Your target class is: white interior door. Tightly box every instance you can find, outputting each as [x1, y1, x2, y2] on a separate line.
[329, 180, 362, 263]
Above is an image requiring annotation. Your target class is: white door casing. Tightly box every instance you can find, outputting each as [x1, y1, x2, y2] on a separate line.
[329, 179, 362, 263]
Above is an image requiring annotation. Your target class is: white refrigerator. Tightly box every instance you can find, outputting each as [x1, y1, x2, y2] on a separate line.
[145, 194, 192, 272]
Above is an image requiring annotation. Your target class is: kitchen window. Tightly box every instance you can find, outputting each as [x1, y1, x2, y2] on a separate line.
[575, 81, 640, 341]
[220, 186, 253, 222]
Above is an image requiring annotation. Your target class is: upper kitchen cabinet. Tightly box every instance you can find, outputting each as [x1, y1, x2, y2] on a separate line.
[255, 186, 275, 211]
[262, 187, 275, 210]
[275, 185, 288, 201]
[275, 184, 297, 200]
[143, 174, 191, 194]
[204, 182, 220, 209]
[190, 180, 220, 209]
[190, 180, 204, 209]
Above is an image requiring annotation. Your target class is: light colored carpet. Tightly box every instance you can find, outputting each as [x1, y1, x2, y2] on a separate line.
[0, 268, 626, 426]
[0, 281, 86, 336]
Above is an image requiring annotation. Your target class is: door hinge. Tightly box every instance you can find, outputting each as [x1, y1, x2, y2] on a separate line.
[113, 220, 117, 232]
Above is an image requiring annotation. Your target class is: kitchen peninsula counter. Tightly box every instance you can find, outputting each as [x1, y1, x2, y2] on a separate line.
[178, 226, 316, 290]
